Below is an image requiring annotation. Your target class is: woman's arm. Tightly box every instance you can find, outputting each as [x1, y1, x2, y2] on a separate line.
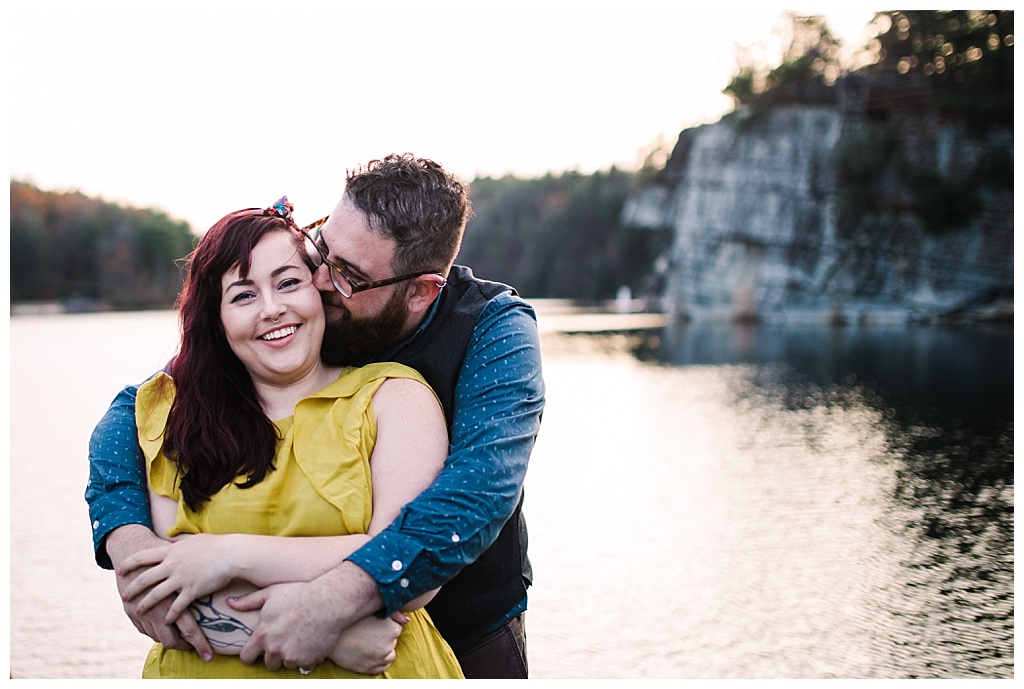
[365, 377, 448, 536]
[122, 376, 448, 619]
[120, 530, 373, 620]
[124, 487, 371, 620]
[145, 498, 404, 674]
[365, 377, 449, 611]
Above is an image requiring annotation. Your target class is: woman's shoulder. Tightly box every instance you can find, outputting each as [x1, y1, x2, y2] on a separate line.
[136, 372, 176, 439]
[134, 372, 179, 494]
[137, 370, 175, 401]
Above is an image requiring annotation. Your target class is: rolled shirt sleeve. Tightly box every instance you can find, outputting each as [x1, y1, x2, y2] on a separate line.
[85, 383, 154, 569]
[346, 294, 545, 612]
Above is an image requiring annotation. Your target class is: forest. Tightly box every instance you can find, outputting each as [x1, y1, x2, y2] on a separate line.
[10, 181, 196, 309]
[9, 11, 1012, 311]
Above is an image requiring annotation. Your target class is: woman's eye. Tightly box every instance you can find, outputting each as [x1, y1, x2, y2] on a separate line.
[230, 291, 256, 304]
[279, 277, 304, 290]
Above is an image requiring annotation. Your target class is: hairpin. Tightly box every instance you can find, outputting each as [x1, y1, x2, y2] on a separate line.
[263, 196, 295, 223]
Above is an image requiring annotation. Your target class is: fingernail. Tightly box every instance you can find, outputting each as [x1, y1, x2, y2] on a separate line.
[203, 653, 213, 662]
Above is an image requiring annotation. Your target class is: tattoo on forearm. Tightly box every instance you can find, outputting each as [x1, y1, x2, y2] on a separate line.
[189, 595, 253, 650]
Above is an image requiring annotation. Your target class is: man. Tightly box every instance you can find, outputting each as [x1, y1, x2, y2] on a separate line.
[86, 153, 544, 678]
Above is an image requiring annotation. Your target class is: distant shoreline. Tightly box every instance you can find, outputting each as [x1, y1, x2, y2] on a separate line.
[11, 299, 1010, 331]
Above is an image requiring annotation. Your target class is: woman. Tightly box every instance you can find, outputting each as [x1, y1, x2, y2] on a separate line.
[117, 198, 462, 679]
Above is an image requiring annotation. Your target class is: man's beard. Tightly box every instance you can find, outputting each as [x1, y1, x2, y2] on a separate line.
[320, 288, 409, 367]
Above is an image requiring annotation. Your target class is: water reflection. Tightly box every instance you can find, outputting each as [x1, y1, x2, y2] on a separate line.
[600, 322, 1014, 678]
[649, 322, 1013, 430]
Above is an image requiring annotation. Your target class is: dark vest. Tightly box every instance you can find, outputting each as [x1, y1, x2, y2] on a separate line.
[386, 265, 533, 653]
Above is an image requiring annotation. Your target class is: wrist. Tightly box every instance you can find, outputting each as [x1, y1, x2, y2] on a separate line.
[106, 524, 162, 569]
[220, 533, 250, 581]
[317, 561, 385, 625]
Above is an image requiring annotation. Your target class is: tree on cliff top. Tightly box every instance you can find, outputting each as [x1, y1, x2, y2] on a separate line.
[724, 10, 1014, 124]
[724, 13, 843, 109]
[862, 10, 1013, 124]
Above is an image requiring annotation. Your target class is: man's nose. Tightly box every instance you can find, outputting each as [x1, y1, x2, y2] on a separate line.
[311, 263, 333, 292]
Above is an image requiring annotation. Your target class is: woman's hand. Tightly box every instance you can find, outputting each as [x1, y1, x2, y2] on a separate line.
[329, 611, 408, 675]
[117, 533, 239, 624]
[108, 524, 215, 660]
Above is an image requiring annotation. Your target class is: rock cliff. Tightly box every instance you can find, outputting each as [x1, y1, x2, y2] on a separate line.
[624, 105, 1013, 324]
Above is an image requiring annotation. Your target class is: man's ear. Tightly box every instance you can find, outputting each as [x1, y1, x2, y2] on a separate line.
[405, 275, 446, 315]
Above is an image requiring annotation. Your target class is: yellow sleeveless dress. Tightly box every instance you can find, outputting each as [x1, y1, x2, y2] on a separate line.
[135, 364, 463, 679]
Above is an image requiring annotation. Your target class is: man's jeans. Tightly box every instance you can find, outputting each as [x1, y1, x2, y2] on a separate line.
[454, 614, 528, 679]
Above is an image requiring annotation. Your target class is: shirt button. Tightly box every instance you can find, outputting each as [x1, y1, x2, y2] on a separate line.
[92, 520, 100, 529]
[400, 578, 410, 588]
[451, 533, 460, 543]
[391, 560, 403, 571]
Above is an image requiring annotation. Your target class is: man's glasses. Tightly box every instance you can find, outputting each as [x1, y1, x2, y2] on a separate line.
[299, 217, 446, 298]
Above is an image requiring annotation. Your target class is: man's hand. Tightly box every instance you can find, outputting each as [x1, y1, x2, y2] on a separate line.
[230, 561, 384, 671]
[107, 525, 214, 661]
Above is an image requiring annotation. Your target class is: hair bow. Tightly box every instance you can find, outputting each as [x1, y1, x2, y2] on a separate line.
[263, 196, 294, 222]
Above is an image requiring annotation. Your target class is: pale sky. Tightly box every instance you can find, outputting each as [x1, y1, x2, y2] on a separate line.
[9, 1, 882, 231]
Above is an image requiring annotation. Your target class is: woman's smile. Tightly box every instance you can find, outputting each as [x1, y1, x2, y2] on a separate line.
[258, 324, 300, 343]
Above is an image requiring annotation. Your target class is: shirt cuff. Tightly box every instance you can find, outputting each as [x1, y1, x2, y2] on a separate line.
[346, 526, 475, 614]
[345, 529, 427, 613]
[86, 481, 150, 565]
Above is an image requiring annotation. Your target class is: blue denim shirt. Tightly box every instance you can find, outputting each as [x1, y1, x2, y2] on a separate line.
[85, 291, 545, 616]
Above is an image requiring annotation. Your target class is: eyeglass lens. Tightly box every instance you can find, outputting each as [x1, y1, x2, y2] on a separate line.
[302, 227, 354, 297]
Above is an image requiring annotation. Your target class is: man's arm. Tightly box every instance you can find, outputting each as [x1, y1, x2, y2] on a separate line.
[232, 561, 389, 671]
[347, 293, 545, 612]
[86, 380, 213, 658]
[85, 384, 153, 569]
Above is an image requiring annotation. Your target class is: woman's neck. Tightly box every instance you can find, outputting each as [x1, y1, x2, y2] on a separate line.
[253, 364, 344, 421]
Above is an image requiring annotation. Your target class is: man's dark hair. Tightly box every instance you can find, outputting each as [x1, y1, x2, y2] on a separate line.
[345, 153, 471, 277]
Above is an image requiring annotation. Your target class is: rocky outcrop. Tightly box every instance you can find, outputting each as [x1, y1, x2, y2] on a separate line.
[624, 105, 1013, 324]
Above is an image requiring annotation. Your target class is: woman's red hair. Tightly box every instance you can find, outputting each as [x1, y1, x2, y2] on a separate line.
[161, 208, 304, 511]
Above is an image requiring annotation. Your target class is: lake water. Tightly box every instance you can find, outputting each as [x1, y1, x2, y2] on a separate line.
[8, 309, 1014, 679]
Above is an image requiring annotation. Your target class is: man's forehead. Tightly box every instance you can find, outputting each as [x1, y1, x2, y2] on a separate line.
[321, 200, 397, 268]
[322, 201, 370, 245]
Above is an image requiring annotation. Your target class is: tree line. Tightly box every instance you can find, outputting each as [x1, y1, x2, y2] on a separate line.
[456, 167, 670, 301]
[10, 166, 669, 310]
[10, 181, 196, 309]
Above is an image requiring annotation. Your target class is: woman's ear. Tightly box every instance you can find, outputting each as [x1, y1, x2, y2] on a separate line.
[405, 275, 446, 315]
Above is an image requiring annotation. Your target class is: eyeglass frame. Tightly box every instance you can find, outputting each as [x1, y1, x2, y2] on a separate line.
[298, 216, 447, 298]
